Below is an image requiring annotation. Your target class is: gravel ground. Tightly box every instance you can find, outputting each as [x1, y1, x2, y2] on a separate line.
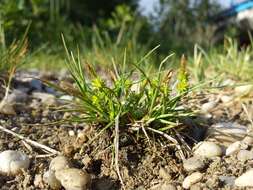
[0, 70, 253, 190]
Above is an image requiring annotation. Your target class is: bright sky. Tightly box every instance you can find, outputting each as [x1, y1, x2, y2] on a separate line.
[139, 0, 233, 15]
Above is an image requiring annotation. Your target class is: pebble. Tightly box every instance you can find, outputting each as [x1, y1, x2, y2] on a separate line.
[160, 182, 177, 190]
[218, 176, 235, 186]
[226, 141, 248, 156]
[182, 172, 203, 189]
[55, 168, 90, 190]
[220, 95, 233, 103]
[68, 130, 75, 136]
[201, 101, 217, 113]
[193, 141, 223, 158]
[49, 156, 71, 172]
[242, 136, 253, 145]
[0, 150, 30, 175]
[43, 170, 61, 189]
[59, 95, 74, 101]
[237, 150, 253, 162]
[206, 122, 247, 146]
[159, 167, 172, 180]
[32, 92, 56, 106]
[0, 101, 16, 115]
[30, 79, 43, 91]
[235, 169, 253, 187]
[183, 156, 205, 172]
[6, 89, 28, 103]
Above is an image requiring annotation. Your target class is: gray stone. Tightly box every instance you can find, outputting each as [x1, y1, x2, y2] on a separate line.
[218, 176, 235, 186]
[183, 157, 205, 172]
[0, 150, 30, 175]
[206, 122, 247, 147]
[32, 92, 56, 106]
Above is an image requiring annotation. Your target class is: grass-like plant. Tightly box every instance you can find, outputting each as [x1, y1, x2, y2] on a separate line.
[46, 37, 196, 186]
[189, 37, 253, 83]
[48, 37, 195, 143]
[0, 27, 28, 103]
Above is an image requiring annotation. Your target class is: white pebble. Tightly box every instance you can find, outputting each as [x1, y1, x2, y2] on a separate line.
[220, 95, 233, 103]
[55, 168, 90, 190]
[237, 150, 253, 162]
[68, 130, 75, 136]
[0, 150, 30, 175]
[235, 169, 253, 187]
[193, 141, 223, 158]
[201, 101, 217, 113]
[182, 172, 203, 189]
[226, 141, 247, 156]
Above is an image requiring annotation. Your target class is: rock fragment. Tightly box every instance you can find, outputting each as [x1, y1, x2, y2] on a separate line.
[0, 150, 30, 175]
[182, 172, 203, 189]
[55, 168, 90, 190]
[193, 141, 222, 158]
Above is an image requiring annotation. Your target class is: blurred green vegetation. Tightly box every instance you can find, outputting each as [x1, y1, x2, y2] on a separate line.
[0, 0, 246, 69]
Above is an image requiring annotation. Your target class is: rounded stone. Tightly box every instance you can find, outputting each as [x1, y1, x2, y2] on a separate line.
[235, 169, 253, 187]
[182, 172, 203, 189]
[0, 150, 30, 175]
[183, 157, 205, 172]
[55, 168, 90, 190]
[193, 141, 223, 158]
[49, 156, 71, 172]
[225, 141, 247, 156]
[242, 136, 253, 145]
[43, 170, 61, 189]
[237, 150, 253, 162]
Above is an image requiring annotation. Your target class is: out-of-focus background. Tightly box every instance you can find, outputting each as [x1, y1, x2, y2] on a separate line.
[1, 0, 253, 61]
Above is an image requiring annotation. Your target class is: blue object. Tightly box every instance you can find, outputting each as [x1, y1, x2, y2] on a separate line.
[214, 0, 253, 21]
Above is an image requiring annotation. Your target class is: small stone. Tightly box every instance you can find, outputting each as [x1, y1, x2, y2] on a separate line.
[235, 169, 253, 187]
[30, 79, 43, 91]
[32, 92, 56, 106]
[220, 95, 233, 103]
[59, 95, 74, 101]
[183, 157, 205, 172]
[182, 172, 203, 189]
[206, 122, 247, 146]
[6, 89, 28, 103]
[218, 176, 235, 186]
[160, 182, 177, 190]
[0, 150, 30, 175]
[226, 141, 248, 156]
[49, 156, 71, 172]
[0, 101, 16, 115]
[43, 170, 61, 189]
[190, 184, 201, 190]
[68, 130, 75, 136]
[237, 150, 253, 162]
[201, 101, 217, 113]
[159, 167, 171, 180]
[55, 168, 90, 190]
[193, 141, 223, 158]
[242, 136, 253, 145]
